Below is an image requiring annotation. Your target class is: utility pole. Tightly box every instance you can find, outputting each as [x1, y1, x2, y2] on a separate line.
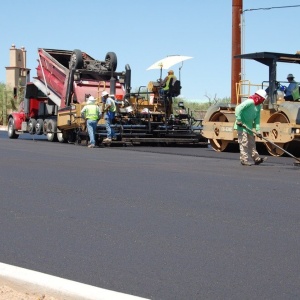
[231, 0, 242, 104]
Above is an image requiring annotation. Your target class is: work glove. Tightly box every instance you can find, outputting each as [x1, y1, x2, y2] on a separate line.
[236, 121, 243, 127]
[256, 133, 262, 139]
[279, 85, 287, 92]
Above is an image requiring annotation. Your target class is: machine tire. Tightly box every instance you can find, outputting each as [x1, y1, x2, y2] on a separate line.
[70, 49, 83, 70]
[266, 112, 289, 156]
[46, 119, 58, 142]
[208, 111, 232, 152]
[7, 118, 19, 139]
[28, 118, 37, 135]
[57, 129, 67, 143]
[67, 130, 77, 144]
[35, 119, 44, 135]
[47, 132, 58, 142]
[105, 52, 117, 71]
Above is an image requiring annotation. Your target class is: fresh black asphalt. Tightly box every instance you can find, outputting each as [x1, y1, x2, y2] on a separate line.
[0, 131, 299, 300]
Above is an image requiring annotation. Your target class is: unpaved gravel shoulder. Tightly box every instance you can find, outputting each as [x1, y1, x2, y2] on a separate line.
[0, 277, 71, 300]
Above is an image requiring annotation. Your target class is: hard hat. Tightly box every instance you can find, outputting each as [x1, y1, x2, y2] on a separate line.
[168, 70, 174, 75]
[255, 89, 267, 99]
[88, 96, 96, 102]
[287, 73, 294, 79]
[102, 91, 109, 97]
[141, 108, 150, 113]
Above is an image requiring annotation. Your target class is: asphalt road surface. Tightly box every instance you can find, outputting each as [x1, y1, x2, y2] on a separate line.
[0, 131, 299, 300]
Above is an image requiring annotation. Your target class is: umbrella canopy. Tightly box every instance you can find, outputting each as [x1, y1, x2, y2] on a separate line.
[147, 55, 193, 70]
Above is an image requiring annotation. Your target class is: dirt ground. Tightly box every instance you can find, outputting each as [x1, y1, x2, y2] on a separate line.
[0, 277, 71, 300]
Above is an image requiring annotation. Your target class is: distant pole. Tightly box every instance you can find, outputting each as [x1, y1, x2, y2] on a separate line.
[231, 0, 242, 104]
[0, 88, 2, 125]
[3, 87, 7, 126]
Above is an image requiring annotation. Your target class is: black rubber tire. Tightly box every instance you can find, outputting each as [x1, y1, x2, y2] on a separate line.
[35, 119, 44, 135]
[105, 52, 117, 71]
[7, 118, 19, 139]
[46, 119, 58, 142]
[43, 119, 57, 142]
[43, 119, 49, 134]
[47, 118, 57, 132]
[28, 118, 37, 135]
[70, 49, 83, 70]
[67, 130, 77, 144]
[57, 129, 67, 143]
[47, 132, 57, 142]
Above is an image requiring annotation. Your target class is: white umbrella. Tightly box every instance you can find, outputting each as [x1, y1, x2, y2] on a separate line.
[147, 55, 193, 70]
[147, 55, 193, 82]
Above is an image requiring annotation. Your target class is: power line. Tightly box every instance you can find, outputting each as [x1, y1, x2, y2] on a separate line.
[243, 4, 300, 13]
[240, 4, 300, 91]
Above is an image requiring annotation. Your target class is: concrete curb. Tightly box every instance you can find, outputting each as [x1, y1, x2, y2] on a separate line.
[0, 263, 149, 300]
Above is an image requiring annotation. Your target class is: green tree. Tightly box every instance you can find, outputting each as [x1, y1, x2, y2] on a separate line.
[172, 95, 231, 121]
[0, 83, 15, 125]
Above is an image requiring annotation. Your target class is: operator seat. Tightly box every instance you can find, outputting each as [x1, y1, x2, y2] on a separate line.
[168, 78, 181, 98]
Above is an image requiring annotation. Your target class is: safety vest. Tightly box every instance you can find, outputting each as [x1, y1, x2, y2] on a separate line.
[104, 98, 116, 113]
[163, 75, 177, 91]
[84, 104, 99, 121]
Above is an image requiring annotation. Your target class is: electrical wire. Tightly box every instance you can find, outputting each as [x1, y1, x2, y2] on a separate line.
[243, 4, 300, 13]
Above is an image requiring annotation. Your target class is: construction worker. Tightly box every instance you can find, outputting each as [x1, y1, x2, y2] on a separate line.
[160, 70, 177, 93]
[159, 70, 177, 117]
[81, 96, 101, 148]
[101, 91, 116, 143]
[234, 89, 268, 166]
[283, 74, 299, 101]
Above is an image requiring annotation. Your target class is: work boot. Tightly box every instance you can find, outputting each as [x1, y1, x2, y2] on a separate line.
[241, 160, 251, 166]
[103, 138, 112, 143]
[88, 144, 95, 148]
[254, 157, 267, 165]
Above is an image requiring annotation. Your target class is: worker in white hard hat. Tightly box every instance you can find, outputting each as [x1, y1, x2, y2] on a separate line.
[81, 95, 101, 148]
[101, 91, 116, 143]
[283, 74, 299, 101]
[234, 89, 268, 166]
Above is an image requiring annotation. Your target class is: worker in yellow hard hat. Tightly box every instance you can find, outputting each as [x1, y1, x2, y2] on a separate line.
[160, 70, 176, 93]
[159, 70, 177, 116]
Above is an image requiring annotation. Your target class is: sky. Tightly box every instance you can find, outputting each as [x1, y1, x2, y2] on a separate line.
[1, 0, 300, 102]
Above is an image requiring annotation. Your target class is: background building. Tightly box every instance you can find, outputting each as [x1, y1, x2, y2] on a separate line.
[5, 44, 30, 89]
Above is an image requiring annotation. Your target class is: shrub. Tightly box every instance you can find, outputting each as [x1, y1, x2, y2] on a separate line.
[0, 83, 15, 125]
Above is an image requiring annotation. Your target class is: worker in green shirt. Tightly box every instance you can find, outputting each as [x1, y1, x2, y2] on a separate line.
[234, 89, 267, 166]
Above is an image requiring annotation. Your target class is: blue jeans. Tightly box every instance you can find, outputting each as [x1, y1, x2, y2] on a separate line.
[105, 117, 115, 139]
[159, 88, 168, 97]
[86, 119, 97, 145]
